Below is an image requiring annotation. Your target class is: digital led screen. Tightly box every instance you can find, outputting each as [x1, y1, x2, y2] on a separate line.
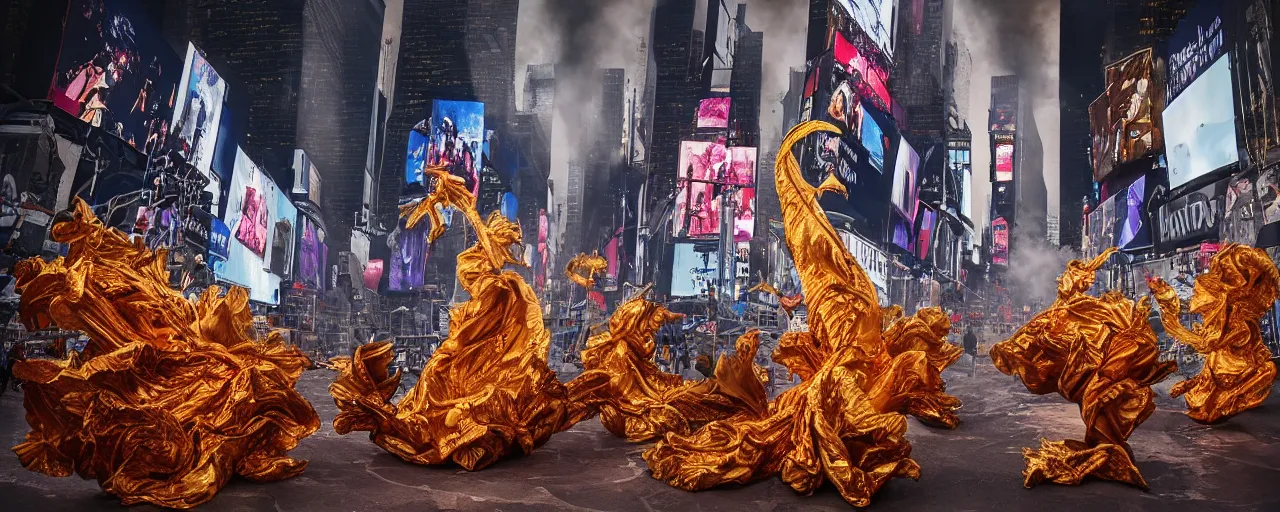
[949, 148, 973, 220]
[49, 0, 182, 151]
[726, 146, 757, 187]
[890, 212, 913, 252]
[171, 42, 226, 177]
[916, 205, 936, 261]
[995, 143, 1014, 182]
[670, 243, 718, 297]
[216, 148, 288, 305]
[862, 109, 887, 172]
[1091, 48, 1163, 182]
[404, 129, 428, 192]
[1164, 55, 1239, 190]
[992, 217, 1009, 266]
[1116, 175, 1151, 250]
[387, 216, 429, 292]
[293, 149, 322, 205]
[674, 141, 727, 238]
[832, 0, 896, 62]
[363, 259, 384, 291]
[696, 97, 731, 129]
[892, 136, 919, 219]
[725, 187, 756, 242]
[1166, 0, 1230, 104]
[296, 216, 326, 291]
[406, 100, 484, 197]
[832, 31, 893, 112]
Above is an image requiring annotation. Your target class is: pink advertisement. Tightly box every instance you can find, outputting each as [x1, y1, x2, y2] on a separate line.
[235, 186, 269, 257]
[696, 98, 731, 129]
[995, 143, 1014, 182]
[725, 147, 757, 187]
[833, 32, 892, 112]
[363, 259, 384, 291]
[728, 187, 756, 242]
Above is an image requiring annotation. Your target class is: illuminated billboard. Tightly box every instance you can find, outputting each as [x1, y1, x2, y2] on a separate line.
[171, 42, 227, 177]
[949, 148, 973, 220]
[696, 98, 731, 129]
[215, 148, 290, 305]
[292, 149, 322, 205]
[405, 100, 484, 197]
[995, 143, 1014, 182]
[1165, 55, 1239, 190]
[862, 110, 888, 172]
[1166, 0, 1231, 104]
[892, 136, 919, 219]
[1116, 175, 1151, 250]
[673, 141, 726, 238]
[1090, 48, 1163, 182]
[387, 216, 429, 292]
[727, 187, 756, 242]
[992, 217, 1009, 266]
[670, 243, 717, 297]
[832, 0, 897, 63]
[725, 147, 757, 187]
[832, 30, 893, 112]
[916, 204, 936, 261]
[297, 216, 327, 291]
[49, 0, 182, 151]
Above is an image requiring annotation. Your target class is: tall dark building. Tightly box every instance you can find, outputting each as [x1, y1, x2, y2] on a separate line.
[646, 0, 700, 215]
[583, 69, 627, 256]
[729, 30, 763, 149]
[1060, 0, 1106, 251]
[297, 0, 383, 255]
[524, 64, 555, 136]
[894, 0, 948, 145]
[1103, 0, 1192, 65]
[377, 0, 520, 291]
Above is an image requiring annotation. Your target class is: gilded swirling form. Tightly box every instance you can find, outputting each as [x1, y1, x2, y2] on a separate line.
[991, 248, 1177, 489]
[747, 280, 804, 316]
[329, 167, 608, 470]
[565, 251, 608, 290]
[10, 199, 320, 509]
[578, 283, 768, 441]
[643, 121, 959, 507]
[1147, 244, 1279, 424]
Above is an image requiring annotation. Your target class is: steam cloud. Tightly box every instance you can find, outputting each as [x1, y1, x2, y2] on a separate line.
[745, 0, 809, 150]
[966, 0, 1058, 97]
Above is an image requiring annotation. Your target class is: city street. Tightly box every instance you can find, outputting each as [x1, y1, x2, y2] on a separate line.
[1, 360, 1279, 511]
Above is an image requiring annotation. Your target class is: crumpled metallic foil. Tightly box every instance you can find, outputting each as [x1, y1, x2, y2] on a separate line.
[643, 121, 955, 507]
[1148, 244, 1279, 424]
[565, 251, 608, 290]
[748, 280, 804, 316]
[991, 248, 1177, 489]
[578, 283, 768, 442]
[11, 199, 320, 509]
[330, 168, 608, 470]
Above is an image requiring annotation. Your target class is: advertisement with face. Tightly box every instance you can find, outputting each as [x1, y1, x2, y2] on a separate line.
[832, 31, 893, 112]
[992, 217, 1009, 265]
[673, 141, 728, 238]
[725, 147, 757, 186]
[426, 100, 485, 197]
[387, 216, 428, 292]
[696, 98, 731, 129]
[49, 0, 181, 151]
[1164, 55, 1239, 190]
[1222, 171, 1259, 246]
[832, 0, 896, 63]
[892, 136, 919, 219]
[217, 148, 283, 304]
[994, 143, 1014, 182]
[171, 43, 226, 177]
[670, 243, 717, 297]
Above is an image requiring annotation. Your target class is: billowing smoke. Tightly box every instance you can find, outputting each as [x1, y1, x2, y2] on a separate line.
[1008, 230, 1077, 305]
[967, 0, 1058, 97]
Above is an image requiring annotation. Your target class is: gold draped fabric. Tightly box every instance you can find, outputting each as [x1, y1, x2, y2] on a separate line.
[11, 199, 320, 509]
[578, 285, 768, 442]
[1147, 244, 1279, 424]
[643, 121, 957, 507]
[748, 280, 804, 316]
[565, 252, 608, 291]
[330, 168, 608, 470]
[991, 248, 1176, 489]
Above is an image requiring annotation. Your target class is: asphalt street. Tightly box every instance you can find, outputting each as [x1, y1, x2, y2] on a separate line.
[2, 357, 1279, 511]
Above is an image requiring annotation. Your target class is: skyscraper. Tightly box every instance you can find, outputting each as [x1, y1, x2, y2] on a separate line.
[524, 64, 555, 136]
[894, 0, 948, 145]
[729, 30, 763, 149]
[1060, 0, 1105, 252]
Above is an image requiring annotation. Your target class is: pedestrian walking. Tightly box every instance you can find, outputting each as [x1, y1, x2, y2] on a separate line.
[963, 326, 979, 377]
[1, 341, 25, 395]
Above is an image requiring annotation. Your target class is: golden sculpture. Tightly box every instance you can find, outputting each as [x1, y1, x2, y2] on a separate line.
[1147, 244, 1280, 424]
[330, 167, 608, 470]
[748, 280, 804, 316]
[644, 121, 956, 507]
[10, 199, 320, 509]
[990, 247, 1177, 489]
[578, 283, 768, 441]
[566, 251, 609, 290]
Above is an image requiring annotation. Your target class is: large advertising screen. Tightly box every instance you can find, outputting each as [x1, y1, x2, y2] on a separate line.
[292, 149, 322, 205]
[406, 100, 484, 197]
[1166, 0, 1230, 104]
[296, 215, 327, 291]
[1116, 175, 1152, 250]
[725, 146, 757, 186]
[171, 42, 227, 177]
[916, 204, 936, 261]
[949, 148, 973, 220]
[387, 216, 429, 292]
[992, 217, 1009, 266]
[670, 243, 717, 297]
[1164, 55, 1239, 190]
[1155, 177, 1226, 253]
[862, 108, 888, 172]
[994, 143, 1014, 182]
[49, 0, 182, 151]
[892, 136, 919, 219]
[832, 0, 897, 63]
[832, 31, 893, 112]
[696, 98, 731, 129]
[216, 148, 289, 305]
[673, 141, 725, 238]
[1091, 48, 1163, 182]
[727, 187, 756, 242]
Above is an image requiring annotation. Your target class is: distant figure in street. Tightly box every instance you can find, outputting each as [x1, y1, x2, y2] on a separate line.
[963, 327, 979, 377]
[1, 341, 25, 395]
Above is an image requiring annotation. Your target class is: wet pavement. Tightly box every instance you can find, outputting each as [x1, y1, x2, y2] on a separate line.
[2, 358, 1279, 511]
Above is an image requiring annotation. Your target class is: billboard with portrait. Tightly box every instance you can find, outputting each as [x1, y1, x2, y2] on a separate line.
[1164, 55, 1239, 190]
[171, 42, 226, 177]
[405, 100, 484, 197]
[387, 216, 429, 292]
[892, 136, 919, 219]
[696, 98, 731, 129]
[216, 148, 287, 304]
[1091, 48, 1163, 182]
[48, 0, 182, 151]
[995, 143, 1014, 182]
[296, 215, 326, 291]
[992, 217, 1009, 266]
[832, 0, 896, 63]
[670, 243, 718, 297]
[832, 30, 893, 112]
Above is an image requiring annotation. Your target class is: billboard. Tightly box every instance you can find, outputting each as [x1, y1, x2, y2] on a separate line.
[892, 136, 919, 219]
[992, 217, 1009, 265]
[1166, 0, 1231, 104]
[727, 187, 756, 242]
[1116, 175, 1152, 250]
[48, 0, 182, 151]
[216, 148, 287, 304]
[673, 141, 726, 238]
[862, 109, 888, 172]
[208, 217, 231, 272]
[670, 243, 717, 297]
[1164, 55, 1239, 190]
[916, 204, 936, 261]
[387, 216, 429, 292]
[296, 216, 327, 291]
[832, 31, 893, 112]
[832, 0, 897, 63]
[994, 143, 1014, 182]
[406, 100, 484, 197]
[725, 146, 757, 186]
[949, 148, 973, 220]
[1155, 177, 1226, 253]
[696, 98, 731, 129]
[890, 212, 913, 252]
[292, 149, 322, 205]
[1090, 49, 1163, 182]
[171, 42, 227, 177]
[1237, 0, 1279, 163]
